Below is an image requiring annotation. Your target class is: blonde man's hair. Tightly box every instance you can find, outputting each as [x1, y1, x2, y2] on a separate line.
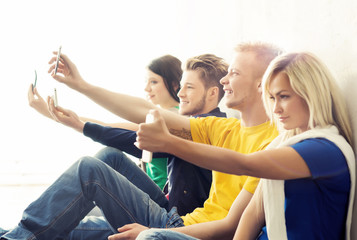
[262, 52, 353, 145]
[235, 42, 284, 80]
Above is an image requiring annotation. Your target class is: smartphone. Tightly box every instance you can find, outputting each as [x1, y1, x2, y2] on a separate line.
[53, 88, 58, 107]
[141, 113, 155, 163]
[54, 46, 62, 75]
[32, 70, 37, 92]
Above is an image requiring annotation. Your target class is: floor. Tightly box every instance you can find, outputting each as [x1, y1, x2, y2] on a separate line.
[1, 185, 49, 230]
[1, 186, 50, 230]
[0, 159, 57, 230]
[0, 153, 139, 231]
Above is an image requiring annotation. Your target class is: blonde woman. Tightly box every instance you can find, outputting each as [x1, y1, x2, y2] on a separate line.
[134, 52, 355, 240]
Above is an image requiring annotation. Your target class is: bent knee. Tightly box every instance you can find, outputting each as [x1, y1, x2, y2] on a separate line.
[77, 156, 104, 174]
[95, 147, 133, 169]
[95, 147, 126, 164]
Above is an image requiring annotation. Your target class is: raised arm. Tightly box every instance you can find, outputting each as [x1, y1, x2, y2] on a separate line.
[135, 110, 311, 180]
[48, 52, 189, 131]
[28, 84, 139, 131]
[47, 96, 85, 133]
[79, 116, 139, 131]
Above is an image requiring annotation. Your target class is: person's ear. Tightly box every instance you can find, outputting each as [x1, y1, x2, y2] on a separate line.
[206, 87, 220, 105]
[207, 86, 218, 99]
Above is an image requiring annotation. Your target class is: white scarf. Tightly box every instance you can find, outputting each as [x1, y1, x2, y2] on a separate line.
[261, 125, 355, 240]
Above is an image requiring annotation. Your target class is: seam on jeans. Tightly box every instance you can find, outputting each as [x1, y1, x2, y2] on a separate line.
[168, 209, 184, 228]
[32, 192, 84, 239]
[165, 212, 180, 228]
[83, 180, 140, 223]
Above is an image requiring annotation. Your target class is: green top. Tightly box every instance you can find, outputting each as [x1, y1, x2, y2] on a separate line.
[145, 158, 168, 190]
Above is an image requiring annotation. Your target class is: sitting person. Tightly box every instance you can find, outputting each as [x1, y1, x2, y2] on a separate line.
[51, 53, 228, 216]
[29, 54, 183, 190]
[134, 52, 355, 240]
[1, 42, 281, 240]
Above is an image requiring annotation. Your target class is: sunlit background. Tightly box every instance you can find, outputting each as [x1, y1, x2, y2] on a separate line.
[1, 0, 357, 230]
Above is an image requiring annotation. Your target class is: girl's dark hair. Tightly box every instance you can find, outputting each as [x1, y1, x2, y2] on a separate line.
[147, 55, 182, 102]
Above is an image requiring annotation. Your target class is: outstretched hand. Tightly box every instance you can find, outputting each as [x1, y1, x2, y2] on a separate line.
[135, 110, 172, 153]
[47, 96, 85, 133]
[48, 51, 87, 91]
[108, 223, 149, 240]
[28, 84, 53, 119]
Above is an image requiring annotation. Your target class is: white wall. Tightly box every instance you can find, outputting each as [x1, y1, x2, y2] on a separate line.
[0, 0, 356, 228]
[225, 0, 357, 152]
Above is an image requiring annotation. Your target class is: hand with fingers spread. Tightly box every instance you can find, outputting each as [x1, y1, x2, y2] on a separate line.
[48, 51, 89, 92]
[47, 96, 85, 133]
[108, 223, 149, 240]
[28, 84, 53, 119]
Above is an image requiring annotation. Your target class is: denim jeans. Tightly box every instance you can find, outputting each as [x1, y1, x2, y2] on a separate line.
[137, 228, 199, 240]
[0, 217, 113, 240]
[66, 216, 113, 239]
[2, 147, 182, 240]
[94, 147, 168, 210]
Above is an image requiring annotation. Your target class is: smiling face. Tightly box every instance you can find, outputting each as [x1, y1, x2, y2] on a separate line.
[219, 51, 262, 111]
[178, 70, 208, 116]
[144, 69, 175, 107]
[269, 72, 310, 132]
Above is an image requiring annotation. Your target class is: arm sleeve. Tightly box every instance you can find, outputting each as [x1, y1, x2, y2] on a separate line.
[83, 122, 170, 159]
[291, 138, 346, 179]
[83, 122, 143, 158]
[190, 116, 220, 144]
[243, 176, 260, 194]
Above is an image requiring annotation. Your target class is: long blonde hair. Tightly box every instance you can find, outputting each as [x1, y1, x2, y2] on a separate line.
[262, 52, 353, 145]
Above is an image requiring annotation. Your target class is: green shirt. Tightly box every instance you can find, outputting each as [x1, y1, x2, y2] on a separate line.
[145, 158, 168, 190]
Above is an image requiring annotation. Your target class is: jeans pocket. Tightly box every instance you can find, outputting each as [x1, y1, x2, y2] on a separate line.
[165, 207, 184, 228]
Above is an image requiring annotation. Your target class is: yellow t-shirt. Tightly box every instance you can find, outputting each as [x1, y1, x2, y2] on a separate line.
[181, 117, 279, 225]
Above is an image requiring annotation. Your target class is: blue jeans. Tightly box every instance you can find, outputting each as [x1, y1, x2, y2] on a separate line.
[67, 216, 113, 239]
[94, 147, 168, 210]
[137, 228, 199, 240]
[2, 147, 183, 240]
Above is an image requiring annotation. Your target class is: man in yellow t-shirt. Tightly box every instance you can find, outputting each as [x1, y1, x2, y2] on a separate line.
[131, 42, 282, 239]
[182, 117, 278, 225]
[0, 42, 282, 240]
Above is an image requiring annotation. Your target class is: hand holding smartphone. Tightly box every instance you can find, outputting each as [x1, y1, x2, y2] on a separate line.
[141, 113, 155, 163]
